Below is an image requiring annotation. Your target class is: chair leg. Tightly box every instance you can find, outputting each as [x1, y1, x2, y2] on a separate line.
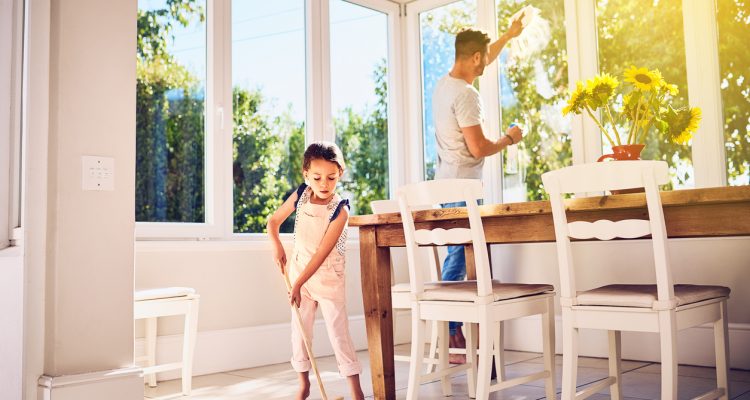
[465, 322, 477, 399]
[476, 316, 496, 400]
[493, 321, 506, 382]
[608, 330, 623, 400]
[438, 321, 452, 396]
[658, 310, 678, 400]
[426, 320, 439, 374]
[145, 317, 157, 388]
[543, 298, 556, 400]
[406, 311, 426, 400]
[714, 300, 730, 400]
[181, 297, 200, 396]
[561, 308, 578, 400]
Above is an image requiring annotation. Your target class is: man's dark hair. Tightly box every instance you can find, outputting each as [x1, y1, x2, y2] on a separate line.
[303, 141, 346, 172]
[455, 28, 491, 60]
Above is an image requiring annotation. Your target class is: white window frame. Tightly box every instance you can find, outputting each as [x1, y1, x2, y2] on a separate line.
[134, 0, 735, 241]
[1, 0, 25, 250]
[137, 0, 403, 240]
[135, 0, 228, 239]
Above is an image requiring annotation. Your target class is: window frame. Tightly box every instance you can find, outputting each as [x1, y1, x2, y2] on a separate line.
[135, 0, 736, 241]
[1, 0, 25, 250]
[136, 0, 402, 240]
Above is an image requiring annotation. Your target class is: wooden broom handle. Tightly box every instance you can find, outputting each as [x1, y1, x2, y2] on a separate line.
[284, 272, 329, 400]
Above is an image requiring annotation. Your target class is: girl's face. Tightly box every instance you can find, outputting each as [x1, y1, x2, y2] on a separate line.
[304, 158, 342, 202]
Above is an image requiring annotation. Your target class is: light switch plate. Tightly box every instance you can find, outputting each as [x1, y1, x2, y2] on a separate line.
[82, 156, 114, 191]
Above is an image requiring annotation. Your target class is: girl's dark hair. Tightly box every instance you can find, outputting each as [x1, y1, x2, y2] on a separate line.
[303, 141, 346, 172]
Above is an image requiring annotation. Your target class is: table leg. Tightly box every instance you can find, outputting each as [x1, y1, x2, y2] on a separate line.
[359, 227, 396, 399]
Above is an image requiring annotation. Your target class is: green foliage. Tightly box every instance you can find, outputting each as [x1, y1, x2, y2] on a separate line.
[232, 88, 304, 234]
[596, 0, 690, 188]
[136, 0, 206, 222]
[335, 60, 390, 216]
[717, 0, 750, 185]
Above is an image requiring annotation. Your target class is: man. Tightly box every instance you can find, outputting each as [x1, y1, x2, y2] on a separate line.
[432, 21, 525, 364]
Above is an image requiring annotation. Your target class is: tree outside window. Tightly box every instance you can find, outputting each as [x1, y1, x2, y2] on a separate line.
[596, 0, 692, 189]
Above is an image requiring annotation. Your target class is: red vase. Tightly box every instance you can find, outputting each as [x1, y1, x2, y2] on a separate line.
[597, 144, 645, 162]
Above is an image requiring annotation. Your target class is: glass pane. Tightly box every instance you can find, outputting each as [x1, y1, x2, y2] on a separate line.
[717, 0, 750, 186]
[420, 0, 476, 180]
[596, 0, 692, 189]
[232, 0, 306, 233]
[330, 1, 389, 215]
[497, 0, 571, 201]
[136, 0, 207, 222]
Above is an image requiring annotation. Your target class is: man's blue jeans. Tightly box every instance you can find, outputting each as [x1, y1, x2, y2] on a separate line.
[440, 201, 471, 336]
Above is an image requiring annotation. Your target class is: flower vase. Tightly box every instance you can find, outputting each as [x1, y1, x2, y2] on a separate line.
[597, 144, 645, 162]
[597, 144, 647, 195]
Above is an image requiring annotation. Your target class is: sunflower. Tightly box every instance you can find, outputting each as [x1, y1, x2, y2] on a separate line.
[624, 66, 660, 91]
[563, 82, 589, 116]
[667, 107, 702, 144]
[585, 73, 619, 109]
[663, 83, 679, 96]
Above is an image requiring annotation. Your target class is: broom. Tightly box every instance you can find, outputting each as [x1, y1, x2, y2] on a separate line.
[282, 269, 344, 400]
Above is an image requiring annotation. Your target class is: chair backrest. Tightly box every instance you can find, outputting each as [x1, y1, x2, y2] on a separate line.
[369, 199, 442, 282]
[396, 179, 493, 299]
[541, 161, 674, 307]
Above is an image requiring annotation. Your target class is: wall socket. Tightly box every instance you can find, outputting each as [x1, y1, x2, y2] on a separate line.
[82, 156, 114, 191]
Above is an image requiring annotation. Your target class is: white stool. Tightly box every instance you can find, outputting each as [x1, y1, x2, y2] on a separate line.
[134, 287, 200, 396]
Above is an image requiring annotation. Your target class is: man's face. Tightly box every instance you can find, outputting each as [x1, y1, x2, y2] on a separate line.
[472, 45, 489, 76]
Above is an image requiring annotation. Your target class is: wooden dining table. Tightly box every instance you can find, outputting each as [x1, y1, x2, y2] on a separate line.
[349, 185, 750, 400]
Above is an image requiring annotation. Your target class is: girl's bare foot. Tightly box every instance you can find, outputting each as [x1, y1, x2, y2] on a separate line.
[296, 371, 311, 400]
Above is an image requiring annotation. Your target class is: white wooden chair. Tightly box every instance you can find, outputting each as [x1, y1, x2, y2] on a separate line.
[371, 199, 443, 373]
[397, 179, 556, 400]
[134, 287, 200, 396]
[542, 161, 730, 400]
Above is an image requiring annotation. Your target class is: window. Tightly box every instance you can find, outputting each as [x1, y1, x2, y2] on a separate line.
[418, 0, 476, 180]
[136, 0, 207, 222]
[596, 0, 692, 189]
[330, 0, 390, 215]
[232, 0, 306, 234]
[497, 0, 570, 202]
[717, 0, 750, 186]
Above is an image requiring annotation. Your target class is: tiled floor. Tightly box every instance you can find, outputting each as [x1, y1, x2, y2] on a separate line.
[144, 344, 750, 399]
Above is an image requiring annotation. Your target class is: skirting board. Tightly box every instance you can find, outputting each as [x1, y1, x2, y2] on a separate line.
[136, 312, 748, 383]
[135, 310, 412, 382]
[37, 367, 142, 400]
[502, 315, 750, 370]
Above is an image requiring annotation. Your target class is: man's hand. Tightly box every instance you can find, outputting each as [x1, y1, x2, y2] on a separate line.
[506, 124, 524, 144]
[506, 11, 525, 39]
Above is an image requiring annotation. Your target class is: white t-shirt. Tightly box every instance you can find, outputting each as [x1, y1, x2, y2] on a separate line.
[432, 74, 485, 179]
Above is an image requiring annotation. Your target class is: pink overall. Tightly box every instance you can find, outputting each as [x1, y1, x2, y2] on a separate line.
[289, 187, 361, 377]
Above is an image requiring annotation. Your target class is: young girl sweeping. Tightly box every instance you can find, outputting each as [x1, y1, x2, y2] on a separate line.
[267, 142, 365, 400]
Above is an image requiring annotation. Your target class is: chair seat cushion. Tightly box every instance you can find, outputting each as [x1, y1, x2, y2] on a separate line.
[135, 287, 196, 301]
[420, 280, 554, 302]
[576, 284, 730, 308]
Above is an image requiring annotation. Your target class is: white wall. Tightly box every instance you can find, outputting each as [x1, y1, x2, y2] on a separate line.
[135, 235, 750, 377]
[0, 247, 24, 400]
[42, 0, 136, 377]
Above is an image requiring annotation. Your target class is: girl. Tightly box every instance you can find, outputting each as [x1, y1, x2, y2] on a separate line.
[267, 142, 365, 400]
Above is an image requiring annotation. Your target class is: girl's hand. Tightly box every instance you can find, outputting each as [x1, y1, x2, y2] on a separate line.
[272, 244, 287, 274]
[289, 283, 302, 308]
